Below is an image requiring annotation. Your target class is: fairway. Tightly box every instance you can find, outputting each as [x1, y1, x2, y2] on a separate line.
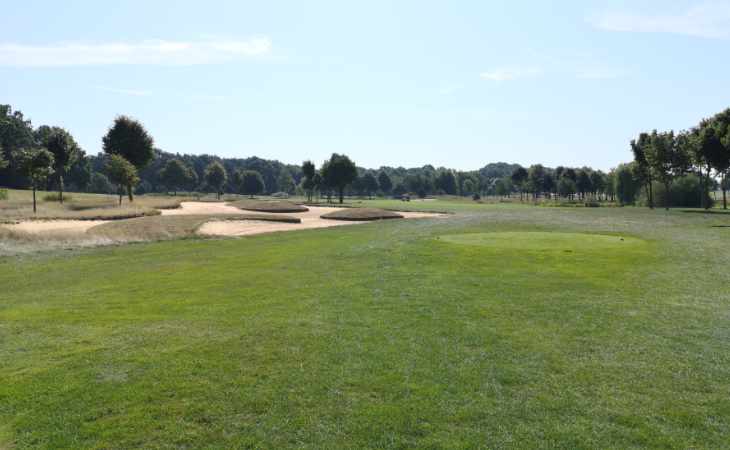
[2, 202, 729, 449]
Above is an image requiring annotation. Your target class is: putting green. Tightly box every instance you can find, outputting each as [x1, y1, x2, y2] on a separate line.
[439, 231, 646, 253]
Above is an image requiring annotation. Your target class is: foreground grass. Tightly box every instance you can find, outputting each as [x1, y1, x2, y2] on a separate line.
[1, 204, 730, 448]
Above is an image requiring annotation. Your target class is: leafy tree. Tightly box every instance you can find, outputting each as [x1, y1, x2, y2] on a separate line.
[89, 172, 114, 194]
[361, 173, 379, 199]
[237, 169, 265, 198]
[320, 153, 357, 203]
[614, 163, 639, 205]
[706, 110, 730, 209]
[0, 145, 7, 170]
[589, 170, 606, 200]
[462, 178, 476, 196]
[277, 169, 295, 194]
[102, 116, 154, 201]
[302, 160, 316, 201]
[311, 172, 323, 201]
[41, 127, 80, 203]
[527, 164, 546, 198]
[105, 155, 140, 205]
[435, 170, 458, 195]
[631, 133, 654, 208]
[557, 177, 577, 199]
[15, 148, 54, 212]
[377, 171, 392, 195]
[204, 161, 227, 199]
[494, 176, 513, 197]
[159, 159, 193, 195]
[0, 105, 36, 187]
[511, 167, 528, 200]
[575, 169, 593, 200]
[644, 130, 689, 209]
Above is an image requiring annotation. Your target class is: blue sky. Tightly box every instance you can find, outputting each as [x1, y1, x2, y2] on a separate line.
[1, 0, 729, 170]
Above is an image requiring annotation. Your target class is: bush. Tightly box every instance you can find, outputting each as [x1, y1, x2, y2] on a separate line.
[0, 189, 7, 200]
[472, 193, 481, 201]
[584, 201, 601, 207]
[42, 193, 72, 202]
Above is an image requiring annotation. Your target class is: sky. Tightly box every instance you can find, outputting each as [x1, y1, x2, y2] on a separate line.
[1, 0, 729, 171]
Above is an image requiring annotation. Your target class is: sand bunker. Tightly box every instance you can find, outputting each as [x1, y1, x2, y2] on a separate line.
[173, 202, 444, 237]
[3, 220, 109, 235]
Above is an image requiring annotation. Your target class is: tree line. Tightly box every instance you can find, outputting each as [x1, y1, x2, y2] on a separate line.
[3, 102, 729, 208]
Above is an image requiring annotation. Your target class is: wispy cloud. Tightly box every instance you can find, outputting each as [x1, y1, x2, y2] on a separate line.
[0, 37, 272, 67]
[94, 86, 152, 97]
[590, 3, 730, 39]
[479, 67, 542, 82]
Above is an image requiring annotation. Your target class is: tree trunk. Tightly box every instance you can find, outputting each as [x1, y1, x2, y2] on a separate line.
[648, 181, 654, 209]
[59, 175, 64, 204]
[118, 186, 123, 206]
[339, 187, 344, 204]
[32, 185, 37, 213]
[664, 181, 670, 210]
[127, 184, 134, 202]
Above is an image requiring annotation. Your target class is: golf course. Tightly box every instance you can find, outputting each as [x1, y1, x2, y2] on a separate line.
[2, 194, 729, 448]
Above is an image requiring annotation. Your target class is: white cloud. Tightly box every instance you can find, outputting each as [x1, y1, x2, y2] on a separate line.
[479, 67, 542, 82]
[0, 37, 272, 67]
[590, 3, 730, 39]
[94, 86, 152, 97]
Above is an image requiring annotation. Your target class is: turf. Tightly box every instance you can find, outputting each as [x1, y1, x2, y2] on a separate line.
[1, 202, 730, 448]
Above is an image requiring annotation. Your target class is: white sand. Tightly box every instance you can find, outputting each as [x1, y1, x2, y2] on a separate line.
[166, 202, 445, 237]
[3, 220, 109, 235]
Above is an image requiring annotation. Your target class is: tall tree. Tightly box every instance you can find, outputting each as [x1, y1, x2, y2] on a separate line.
[377, 171, 392, 195]
[688, 124, 723, 210]
[707, 110, 730, 209]
[301, 160, 316, 201]
[361, 172, 379, 199]
[102, 116, 154, 201]
[277, 169, 295, 194]
[15, 148, 54, 212]
[320, 153, 357, 203]
[105, 155, 139, 205]
[159, 159, 193, 195]
[614, 163, 640, 205]
[42, 127, 80, 204]
[527, 164, 547, 198]
[575, 169, 593, 200]
[644, 130, 689, 209]
[511, 167, 528, 200]
[631, 133, 654, 208]
[204, 161, 227, 200]
[237, 169, 265, 198]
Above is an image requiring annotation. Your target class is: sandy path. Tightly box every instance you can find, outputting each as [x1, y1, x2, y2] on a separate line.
[166, 202, 445, 237]
[3, 220, 109, 235]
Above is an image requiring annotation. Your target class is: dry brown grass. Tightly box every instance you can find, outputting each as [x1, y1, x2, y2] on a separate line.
[88, 214, 301, 242]
[320, 208, 404, 221]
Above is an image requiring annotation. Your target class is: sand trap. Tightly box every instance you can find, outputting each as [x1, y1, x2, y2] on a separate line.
[177, 202, 445, 237]
[161, 202, 244, 215]
[3, 220, 109, 235]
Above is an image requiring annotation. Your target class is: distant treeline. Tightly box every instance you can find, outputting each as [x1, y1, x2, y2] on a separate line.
[2, 102, 727, 208]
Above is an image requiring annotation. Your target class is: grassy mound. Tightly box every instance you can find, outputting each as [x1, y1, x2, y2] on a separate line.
[230, 200, 309, 213]
[320, 208, 404, 221]
[89, 214, 300, 241]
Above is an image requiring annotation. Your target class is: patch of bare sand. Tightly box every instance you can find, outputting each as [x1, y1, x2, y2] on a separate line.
[3, 220, 109, 235]
[189, 202, 446, 237]
[160, 201, 243, 215]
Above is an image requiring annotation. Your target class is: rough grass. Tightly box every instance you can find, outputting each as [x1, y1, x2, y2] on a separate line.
[2, 201, 730, 448]
[230, 199, 309, 213]
[88, 214, 300, 242]
[320, 207, 404, 221]
[0, 189, 187, 222]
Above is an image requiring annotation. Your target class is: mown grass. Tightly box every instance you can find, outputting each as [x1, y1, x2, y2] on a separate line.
[1, 201, 730, 448]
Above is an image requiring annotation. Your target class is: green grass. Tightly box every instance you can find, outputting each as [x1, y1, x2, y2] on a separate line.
[1, 200, 730, 448]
